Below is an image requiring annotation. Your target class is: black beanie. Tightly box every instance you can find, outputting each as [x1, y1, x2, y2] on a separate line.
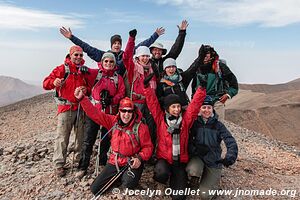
[163, 94, 182, 110]
[202, 95, 213, 106]
[110, 34, 122, 47]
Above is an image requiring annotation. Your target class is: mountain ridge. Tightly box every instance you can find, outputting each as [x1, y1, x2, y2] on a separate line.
[0, 75, 44, 107]
[0, 92, 299, 199]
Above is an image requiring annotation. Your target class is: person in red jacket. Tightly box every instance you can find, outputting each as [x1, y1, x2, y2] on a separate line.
[76, 52, 126, 179]
[43, 45, 90, 177]
[74, 88, 153, 195]
[144, 84, 206, 200]
[123, 30, 158, 158]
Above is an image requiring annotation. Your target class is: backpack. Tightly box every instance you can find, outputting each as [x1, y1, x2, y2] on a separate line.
[115, 121, 142, 148]
[54, 64, 79, 105]
[92, 69, 119, 90]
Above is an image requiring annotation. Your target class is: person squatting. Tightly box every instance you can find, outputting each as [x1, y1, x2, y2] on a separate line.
[43, 19, 239, 200]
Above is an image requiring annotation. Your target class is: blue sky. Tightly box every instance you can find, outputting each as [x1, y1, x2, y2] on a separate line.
[0, 0, 299, 84]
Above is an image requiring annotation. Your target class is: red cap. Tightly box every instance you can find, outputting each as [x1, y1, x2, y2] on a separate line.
[119, 97, 134, 110]
[69, 45, 83, 55]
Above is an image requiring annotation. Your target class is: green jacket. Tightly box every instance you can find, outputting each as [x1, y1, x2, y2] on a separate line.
[192, 61, 238, 104]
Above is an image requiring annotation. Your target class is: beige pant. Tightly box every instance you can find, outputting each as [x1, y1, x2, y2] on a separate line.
[186, 157, 222, 200]
[214, 101, 225, 122]
[53, 110, 84, 168]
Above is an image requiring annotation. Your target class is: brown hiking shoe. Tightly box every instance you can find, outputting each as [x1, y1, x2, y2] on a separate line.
[55, 167, 66, 177]
[75, 170, 86, 179]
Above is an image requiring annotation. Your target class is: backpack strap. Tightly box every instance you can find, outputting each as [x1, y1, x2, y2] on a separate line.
[54, 64, 74, 105]
[114, 121, 142, 148]
[93, 70, 119, 89]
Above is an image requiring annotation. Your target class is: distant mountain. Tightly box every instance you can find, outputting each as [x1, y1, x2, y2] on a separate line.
[0, 75, 44, 106]
[239, 78, 300, 94]
[226, 77, 300, 148]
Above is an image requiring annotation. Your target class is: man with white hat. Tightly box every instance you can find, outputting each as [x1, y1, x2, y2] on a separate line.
[149, 20, 189, 78]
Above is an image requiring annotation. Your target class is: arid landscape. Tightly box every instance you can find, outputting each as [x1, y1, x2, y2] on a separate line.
[0, 78, 299, 199]
[225, 78, 300, 148]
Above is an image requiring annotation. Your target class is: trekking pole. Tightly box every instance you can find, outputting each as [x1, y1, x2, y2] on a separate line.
[93, 90, 109, 176]
[71, 104, 81, 173]
[93, 124, 115, 177]
[91, 164, 129, 200]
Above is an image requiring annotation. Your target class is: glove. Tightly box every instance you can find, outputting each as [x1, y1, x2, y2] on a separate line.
[143, 73, 155, 88]
[216, 157, 234, 167]
[195, 74, 207, 89]
[101, 97, 112, 108]
[129, 29, 137, 37]
[79, 66, 89, 74]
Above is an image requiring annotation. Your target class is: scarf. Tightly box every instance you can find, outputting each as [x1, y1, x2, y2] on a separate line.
[166, 112, 182, 162]
[165, 72, 180, 83]
[134, 60, 156, 89]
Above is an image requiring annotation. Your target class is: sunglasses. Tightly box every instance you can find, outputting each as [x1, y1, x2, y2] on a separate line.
[119, 109, 134, 113]
[74, 53, 83, 57]
[103, 60, 114, 63]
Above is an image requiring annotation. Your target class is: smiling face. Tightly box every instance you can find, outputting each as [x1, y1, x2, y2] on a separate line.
[165, 65, 177, 76]
[199, 105, 213, 119]
[111, 41, 122, 53]
[151, 47, 163, 59]
[70, 51, 83, 65]
[168, 103, 181, 117]
[138, 55, 150, 65]
[102, 58, 115, 71]
[119, 108, 134, 124]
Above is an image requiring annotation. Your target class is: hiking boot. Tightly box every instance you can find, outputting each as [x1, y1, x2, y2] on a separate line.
[75, 170, 86, 179]
[55, 167, 66, 177]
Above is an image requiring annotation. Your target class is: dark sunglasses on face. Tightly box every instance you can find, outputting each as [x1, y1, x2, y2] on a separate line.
[119, 109, 134, 113]
[74, 53, 83, 57]
[104, 60, 114, 64]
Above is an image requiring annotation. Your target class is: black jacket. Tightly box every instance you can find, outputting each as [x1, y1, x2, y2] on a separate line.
[156, 56, 201, 107]
[151, 30, 187, 78]
[189, 114, 238, 168]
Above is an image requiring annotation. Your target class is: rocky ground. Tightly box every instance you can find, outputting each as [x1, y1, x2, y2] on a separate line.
[0, 93, 299, 200]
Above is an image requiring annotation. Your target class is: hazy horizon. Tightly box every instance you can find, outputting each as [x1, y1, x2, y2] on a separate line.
[1, 0, 300, 84]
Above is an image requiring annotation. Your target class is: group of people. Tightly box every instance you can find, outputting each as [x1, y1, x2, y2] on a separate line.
[43, 20, 239, 200]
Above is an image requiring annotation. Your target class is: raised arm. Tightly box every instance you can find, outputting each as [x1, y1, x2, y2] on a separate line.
[60, 27, 105, 62]
[165, 20, 188, 59]
[135, 27, 165, 50]
[75, 87, 115, 129]
[122, 30, 136, 85]
[184, 87, 206, 128]
[181, 56, 202, 89]
[144, 86, 164, 124]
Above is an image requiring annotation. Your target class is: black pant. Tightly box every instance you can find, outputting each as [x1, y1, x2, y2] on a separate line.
[136, 103, 157, 147]
[78, 116, 110, 170]
[154, 159, 188, 200]
[90, 163, 144, 195]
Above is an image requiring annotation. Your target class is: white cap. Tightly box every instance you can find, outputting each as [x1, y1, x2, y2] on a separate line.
[163, 58, 177, 70]
[135, 46, 151, 58]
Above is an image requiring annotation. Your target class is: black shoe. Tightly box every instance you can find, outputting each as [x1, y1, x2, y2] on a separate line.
[188, 176, 199, 189]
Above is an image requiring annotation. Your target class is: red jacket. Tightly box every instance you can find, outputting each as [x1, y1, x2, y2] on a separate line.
[80, 97, 153, 167]
[144, 87, 206, 164]
[83, 63, 125, 114]
[43, 57, 90, 114]
[123, 36, 156, 104]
